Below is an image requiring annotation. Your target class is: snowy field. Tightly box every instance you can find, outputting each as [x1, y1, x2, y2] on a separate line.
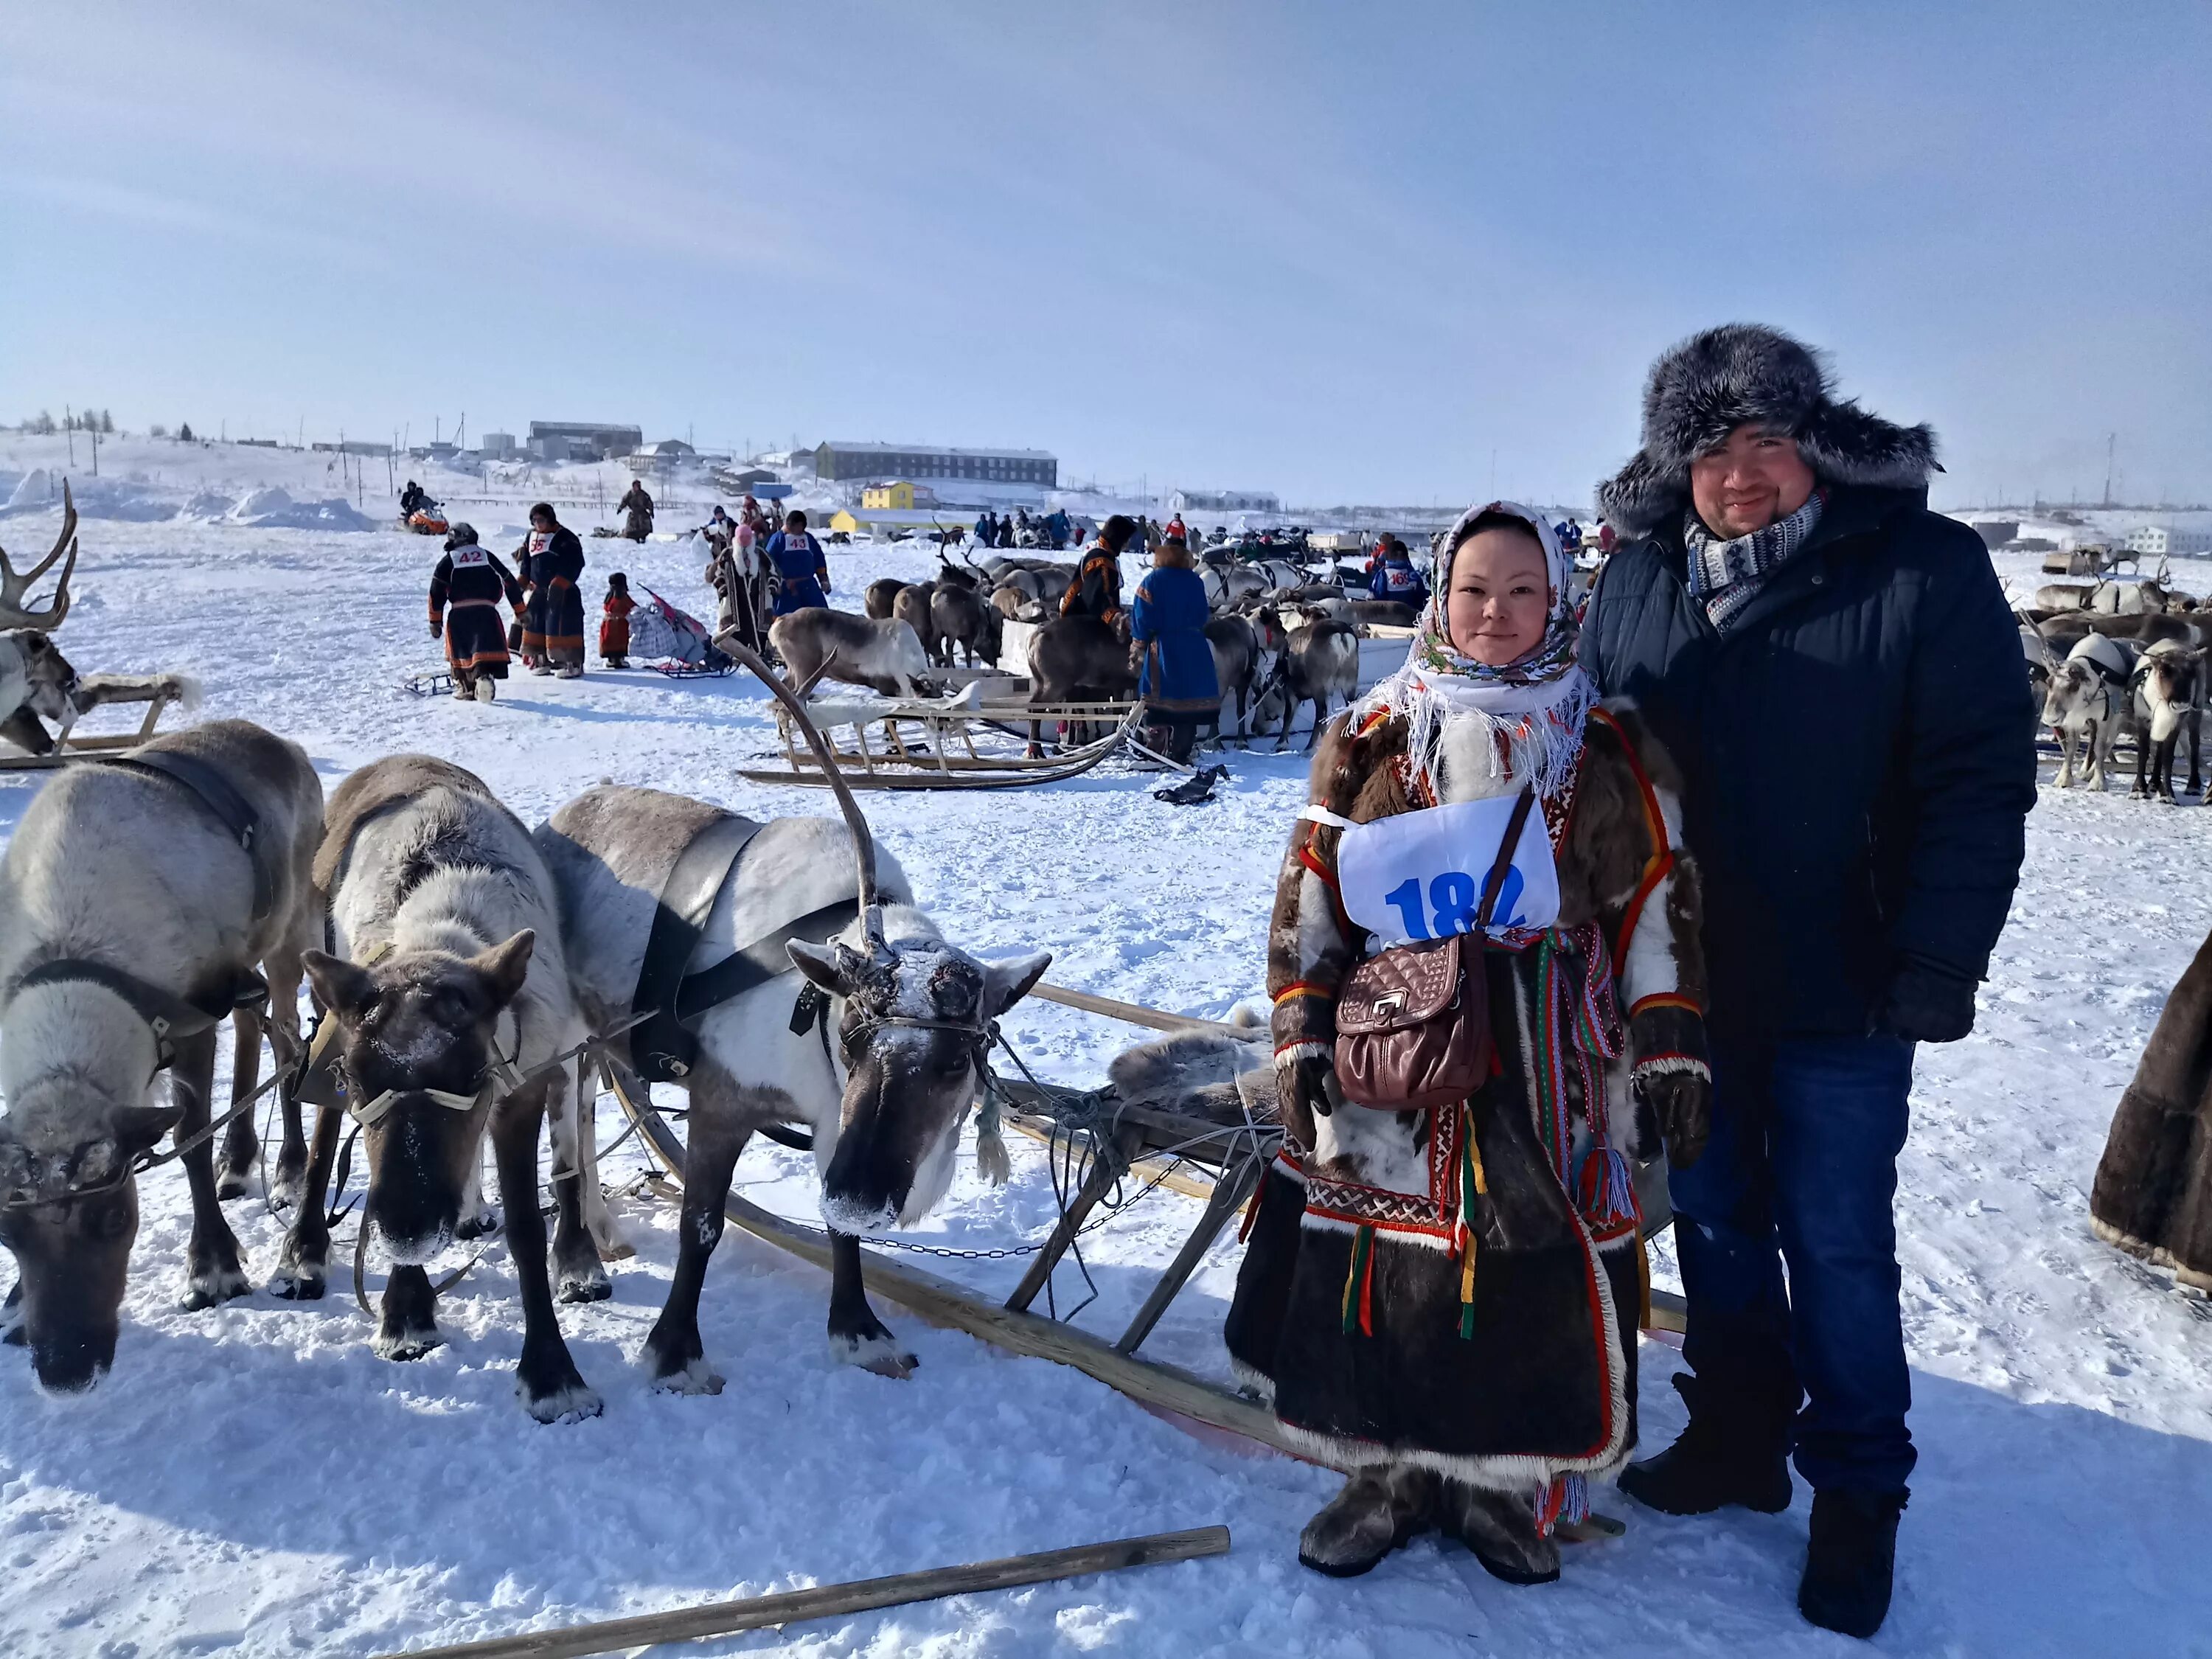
[3, 470, 2212, 1657]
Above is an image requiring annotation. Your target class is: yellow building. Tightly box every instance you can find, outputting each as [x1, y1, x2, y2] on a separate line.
[861, 481, 917, 510]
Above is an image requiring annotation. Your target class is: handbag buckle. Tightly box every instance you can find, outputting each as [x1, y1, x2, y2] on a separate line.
[1372, 990, 1406, 1017]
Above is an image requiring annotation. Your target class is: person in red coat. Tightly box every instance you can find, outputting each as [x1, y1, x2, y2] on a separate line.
[600, 572, 636, 668]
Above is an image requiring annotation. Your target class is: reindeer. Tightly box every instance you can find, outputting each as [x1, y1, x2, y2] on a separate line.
[1026, 613, 1138, 753]
[0, 484, 196, 756]
[863, 577, 911, 621]
[990, 582, 1048, 625]
[535, 667, 1051, 1391]
[2043, 633, 2138, 790]
[2128, 638, 2205, 804]
[279, 755, 611, 1421]
[892, 582, 946, 667]
[931, 580, 1003, 669]
[767, 609, 936, 698]
[1251, 618, 1360, 752]
[1203, 612, 1260, 743]
[0, 720, 322, 1391]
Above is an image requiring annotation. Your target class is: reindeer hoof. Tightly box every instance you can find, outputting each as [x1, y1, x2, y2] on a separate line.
[454, 1203, 503, 1242]
[267, 1267, 327, 1301]
[649, 1354, 726, 1397]
[831, 1326, 919, 1378]
[215, 1168, 252, 1202]
[180, 1265, 252, 1311]
[521, 1378, 603, 1424]
[372, 1326, 445, 1363]
[557, 1264, 612, 1304]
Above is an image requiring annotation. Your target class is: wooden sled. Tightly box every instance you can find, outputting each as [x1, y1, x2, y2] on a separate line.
[606, 980, 1685, 1486]
[0, 678, 191, 773]
[737, 690, 1148, 791]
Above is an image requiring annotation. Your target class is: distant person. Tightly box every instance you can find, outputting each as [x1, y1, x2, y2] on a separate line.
[1164, 512, 1186, 543]
[998, 514, 1016, 549]
[619, 479, 655, 541]
[976, 509, 997, 548]
[399, 479, 428, 521]
[517, 501, 588, 677]
[1584, 324, 2036, 1639]
[1130, 532, 1219, 762]
[702, 504, 734, 544]
[1061, 514, 1133, 623]
[765, 509, 831, 615]
[600, 571, 636, 669]
[428, 521, 523, 700]
[1367, 537, 1427, 608]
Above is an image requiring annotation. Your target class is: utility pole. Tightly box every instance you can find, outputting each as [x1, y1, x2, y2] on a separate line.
[64, 404, 75, 467]
[2103, 434, 2116, 509]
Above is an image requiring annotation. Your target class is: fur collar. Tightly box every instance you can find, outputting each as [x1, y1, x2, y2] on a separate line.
[1597, 324, 1938, 538]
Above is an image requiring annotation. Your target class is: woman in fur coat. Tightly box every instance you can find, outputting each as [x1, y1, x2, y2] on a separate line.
[517, 501, 588, 677]
[1225, 501, 1714, 1586]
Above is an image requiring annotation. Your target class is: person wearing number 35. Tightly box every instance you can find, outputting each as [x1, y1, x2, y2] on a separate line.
[1225, 501, 1712, 1588]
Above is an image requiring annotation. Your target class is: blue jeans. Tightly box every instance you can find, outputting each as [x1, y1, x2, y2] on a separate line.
[1669, 1033, 1916, 1493]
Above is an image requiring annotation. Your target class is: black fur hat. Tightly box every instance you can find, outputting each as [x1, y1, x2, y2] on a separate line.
[1596, 324, 1938, 538]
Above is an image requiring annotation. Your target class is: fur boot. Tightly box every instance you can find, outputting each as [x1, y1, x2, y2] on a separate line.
[1297, 1464, 1437, 1578]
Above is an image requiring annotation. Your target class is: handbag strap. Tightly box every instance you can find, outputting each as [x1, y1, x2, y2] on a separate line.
[1473, 787, 1537, 931]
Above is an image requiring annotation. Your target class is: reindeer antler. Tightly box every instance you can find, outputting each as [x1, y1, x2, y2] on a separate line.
[0, 479, 77, 631]
[713, 632, 883, 943]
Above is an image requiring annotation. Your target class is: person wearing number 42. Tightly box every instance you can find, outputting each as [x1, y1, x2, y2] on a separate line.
[1225, 501, 1713, 1589]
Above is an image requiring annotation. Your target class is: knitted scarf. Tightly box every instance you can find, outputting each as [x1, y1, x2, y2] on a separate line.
[1683, 489, 1826, 631]
[1352, 501, 1593, 805]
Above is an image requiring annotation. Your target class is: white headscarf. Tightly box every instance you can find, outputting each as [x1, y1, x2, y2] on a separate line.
[1351, 500, 1593, 801]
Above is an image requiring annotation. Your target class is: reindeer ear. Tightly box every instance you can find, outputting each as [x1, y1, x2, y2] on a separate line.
[981, 950, 1054, 1020]
[302, 950, 378, 1023]
[112, 1102, 184, 1160]
[787, 939, 849, 995]
[469, 931, 536, 1010]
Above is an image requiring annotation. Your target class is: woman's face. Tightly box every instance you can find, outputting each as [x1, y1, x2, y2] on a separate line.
[1444, 527, 1552, 667]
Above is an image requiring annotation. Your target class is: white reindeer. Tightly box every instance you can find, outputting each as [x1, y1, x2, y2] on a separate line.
[2043, 633, 2137, 790]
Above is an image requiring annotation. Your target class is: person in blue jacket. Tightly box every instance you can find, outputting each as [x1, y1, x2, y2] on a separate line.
[975, 509, 995, 549]
[1366, 535, 1428, 608]
[763, 509, 831, 615]
[1129, 532, 1220, 762]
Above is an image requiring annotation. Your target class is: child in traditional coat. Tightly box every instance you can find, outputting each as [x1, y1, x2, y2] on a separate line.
[1226, 501, 1714, 1586]
[599, 572, 636, 668]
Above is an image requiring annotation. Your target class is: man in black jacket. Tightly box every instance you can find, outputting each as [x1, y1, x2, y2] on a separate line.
[1582, 325, 2035, 1639]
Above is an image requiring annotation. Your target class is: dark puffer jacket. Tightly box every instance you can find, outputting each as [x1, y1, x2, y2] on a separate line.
[1581, 483, 2037, 1041]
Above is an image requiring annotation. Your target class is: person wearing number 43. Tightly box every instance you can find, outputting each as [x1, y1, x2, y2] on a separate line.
[1225, 501, 1712, 1589]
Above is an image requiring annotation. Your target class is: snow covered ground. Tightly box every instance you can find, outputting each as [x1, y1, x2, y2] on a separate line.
[3, 484, 2212, 1657]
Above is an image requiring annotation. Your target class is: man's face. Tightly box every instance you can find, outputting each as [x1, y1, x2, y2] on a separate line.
[1688, 425, 1817, 539]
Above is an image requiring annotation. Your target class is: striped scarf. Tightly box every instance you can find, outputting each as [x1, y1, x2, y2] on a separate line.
[1683, 489, 1826, 631]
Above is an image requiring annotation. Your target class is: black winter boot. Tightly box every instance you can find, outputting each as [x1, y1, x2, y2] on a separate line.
[1616, 1372, 1792, 1516]
[1798, 1488, 1907, 1639]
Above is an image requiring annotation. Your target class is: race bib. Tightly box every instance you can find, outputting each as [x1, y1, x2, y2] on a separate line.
[451, 546, 488, 568]
[1326, 798, 1558, 947]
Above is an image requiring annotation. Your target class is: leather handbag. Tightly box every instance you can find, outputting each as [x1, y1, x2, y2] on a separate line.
[1332, 787, 1537, 1111]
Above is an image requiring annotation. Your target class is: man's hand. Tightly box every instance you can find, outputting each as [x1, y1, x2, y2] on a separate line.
[429, 619, 442, 639]
[1879, 955, 1977, 1044]
[1277, 1053, 1335, 1144]
[1636, 1067, 1710, 1169]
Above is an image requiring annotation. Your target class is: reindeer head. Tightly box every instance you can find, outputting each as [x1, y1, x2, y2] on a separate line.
[0, 1096, 178, 1392]
[302, 933, 534, 1261]
[790, 929, 1050, 1235]
[0, 481, 78, 633]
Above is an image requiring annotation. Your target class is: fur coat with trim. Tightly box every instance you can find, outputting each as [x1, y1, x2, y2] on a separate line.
[2093, 922, 2212, 1290]
[1222, 699, 1708, 1495]
[1266, 696, 1708, 1156]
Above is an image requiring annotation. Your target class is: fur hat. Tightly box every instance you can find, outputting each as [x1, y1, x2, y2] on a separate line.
[1597, 324, 1938, 538]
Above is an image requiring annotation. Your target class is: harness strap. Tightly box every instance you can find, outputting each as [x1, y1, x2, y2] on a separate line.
[671, 897, 865, 1027]
[11, 959, 265, 1072]
[94, 751, 274, 924]
[1590, 707, 1678, 970]
[628, 813, 765, 1083]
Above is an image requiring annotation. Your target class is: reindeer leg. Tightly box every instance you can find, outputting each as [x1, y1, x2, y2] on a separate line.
[828, 1228, 917, 1379]
[265, 930, 312, 1209]
[374, 1265, 444, 1361]
[173, 1027, 251, 1310]
[494, 1082, 600, 1421]
[216, 1004, 263, 1200]
[546, 1068, 610, 1304]
[269, 1102, 343, 1299]
[643, 1075, 748, 1394]
[0, 709, 54, 757]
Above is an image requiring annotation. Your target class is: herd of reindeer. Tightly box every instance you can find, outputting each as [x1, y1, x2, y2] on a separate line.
[770, 546, 1421, 751]
[0, 496, 1060, 1416]
[2024, 570, 2211, 801]
[4, 499, 2200, 1422]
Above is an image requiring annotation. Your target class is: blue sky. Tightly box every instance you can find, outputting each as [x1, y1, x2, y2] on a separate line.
[3, 3, 2207, 509]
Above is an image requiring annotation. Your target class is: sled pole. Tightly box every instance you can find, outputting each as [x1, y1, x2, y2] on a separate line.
[1028, 981, 1246, 1038]
[372, 1524, 1230, 1659]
